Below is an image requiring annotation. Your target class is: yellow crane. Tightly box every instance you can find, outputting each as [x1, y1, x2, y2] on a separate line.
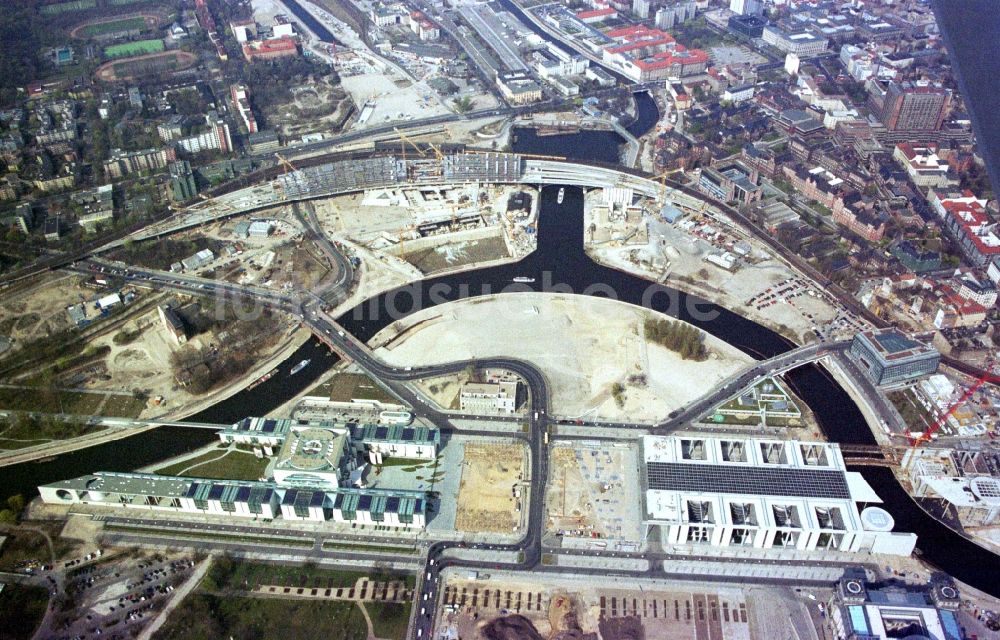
[274, 152, 298, 201]
[393, 127, 427, 162]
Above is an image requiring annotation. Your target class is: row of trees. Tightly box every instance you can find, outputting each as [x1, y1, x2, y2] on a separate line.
[644, 317, 708, 361]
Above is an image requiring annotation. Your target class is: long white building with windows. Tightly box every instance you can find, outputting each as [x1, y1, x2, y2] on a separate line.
[640, 435, 916, 555]
[37, 416, 440, 529]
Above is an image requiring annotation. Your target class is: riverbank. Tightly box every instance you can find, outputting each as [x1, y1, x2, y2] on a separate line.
[583, 190, 844, 345]
[370, 292, 752, 423]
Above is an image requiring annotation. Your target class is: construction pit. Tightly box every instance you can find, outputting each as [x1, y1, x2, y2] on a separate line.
[313, 185, 538, 275]
[545, 442, 643, 544]
[436, 573, 773, 640]
[455, 442, 528, 533]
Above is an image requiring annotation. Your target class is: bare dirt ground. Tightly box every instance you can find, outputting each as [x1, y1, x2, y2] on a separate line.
[455, 443, 526, 533]
[371, 293, 752, 423]
[438, 573, 761, 640]
[545, 443, 642, 541]
[585, 192, 846, 345]
[0, 274, 89, 348]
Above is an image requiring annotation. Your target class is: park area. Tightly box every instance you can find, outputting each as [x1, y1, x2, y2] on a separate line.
[455, 442, 526, 533]
[152, 445, 271, 481]
[104, 38, 164, 59]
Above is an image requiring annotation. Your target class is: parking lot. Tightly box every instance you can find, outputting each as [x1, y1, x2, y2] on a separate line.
[45, 551, 198, 640]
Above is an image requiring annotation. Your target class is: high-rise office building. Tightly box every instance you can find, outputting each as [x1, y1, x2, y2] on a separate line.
[878, 81, 951, 131]
[730, 0, 763, 16]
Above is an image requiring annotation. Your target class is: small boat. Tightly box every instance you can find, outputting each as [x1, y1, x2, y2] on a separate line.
[557, 187, 565, 204]
[512, 277, 535, 283]
[248, 368, 277, 389]
[289, 359, 311, 376]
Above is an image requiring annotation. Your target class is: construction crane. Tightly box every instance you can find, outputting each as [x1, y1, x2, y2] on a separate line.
[909, 360, 997, 446]
[274, 152, 298, 201]
[393, 127, 427, 162]
[274, 152, 297, 174]
[425, 140, 446, 162]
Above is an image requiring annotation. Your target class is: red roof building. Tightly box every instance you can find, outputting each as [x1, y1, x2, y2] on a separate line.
[576, 7, 618, 23]
[930, 189, 1000, 267]
[601, 26, 708, 81]
[242, 37, 299, 62]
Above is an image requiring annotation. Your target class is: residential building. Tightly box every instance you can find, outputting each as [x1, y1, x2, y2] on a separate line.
[104, 147, 175, 179]
[929, 189, 1000, 268]
[832, 202, 885, 243]
[168, 160, 197, 203]
[460, 381, 519, 414]
[761, 25, 828, 57]
[723, 84, 755, 104]
[958, 277, 997, 308]
[157, 115, 186, 142]
[641, 435, 916, 555]
[230, 84, 258, 134]
[602, 25, 708, 81]
[175, 117, 232, 155]
[74, 184, 114, 229]
[891, 241, 940, 273]
[577, 7, 618, 24]
[876, 81, 951, 132]
[409, 11, 440, 41]
[158, 305, 187, 345]
[934, 296, 987, 329]
[248, 130, 281, 154]
[892, 142, 952, 187]
[849, 331, 940, 387]
[632, 0, 650, 19]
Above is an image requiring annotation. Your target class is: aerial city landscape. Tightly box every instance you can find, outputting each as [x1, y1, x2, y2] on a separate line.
[2, 0, 1000, 638]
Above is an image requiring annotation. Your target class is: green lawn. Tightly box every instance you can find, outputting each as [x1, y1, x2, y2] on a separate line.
[0, 415, 99, 450]
[154, 448, 269, 481]
[78, 16, 148, 37]
[0, 584, 49, 640]
[366, 601, 412, 640]
[40, 0, 96, 14]
[203, 558, 374, 592]
[152, 595, 367, 640]
[181, 451, 270, 481]
[104, 38, 164, 59]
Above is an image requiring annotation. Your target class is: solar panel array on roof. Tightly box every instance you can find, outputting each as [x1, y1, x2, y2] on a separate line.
[359, 494, 373, 510]
[236, 486, 252, 501]
[387, 497, 400, 512]
[645, 462, 851, 499]
[310, 491, 326, 507]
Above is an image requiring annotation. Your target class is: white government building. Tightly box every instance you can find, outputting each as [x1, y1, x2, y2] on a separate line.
[38, 417, 439, 529]
[641, 435, 916, 555]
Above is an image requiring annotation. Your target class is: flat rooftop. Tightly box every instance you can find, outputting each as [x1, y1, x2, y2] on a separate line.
[645, 461, 851, 500]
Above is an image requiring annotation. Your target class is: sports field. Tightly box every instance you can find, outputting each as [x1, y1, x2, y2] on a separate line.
[40, 0, 96, 14]
[78, 16, 148, 38]
[104, 39, 164, 59]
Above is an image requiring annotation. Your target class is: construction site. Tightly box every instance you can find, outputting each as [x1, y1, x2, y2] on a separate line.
[434, 571, 807, 640]
[455, 442, 528, 533]
[545, 442, 643, 544]
[313, 175, 538, 276]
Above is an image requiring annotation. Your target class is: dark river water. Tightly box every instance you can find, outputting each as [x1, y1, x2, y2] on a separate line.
[3, 88, 999, 595]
